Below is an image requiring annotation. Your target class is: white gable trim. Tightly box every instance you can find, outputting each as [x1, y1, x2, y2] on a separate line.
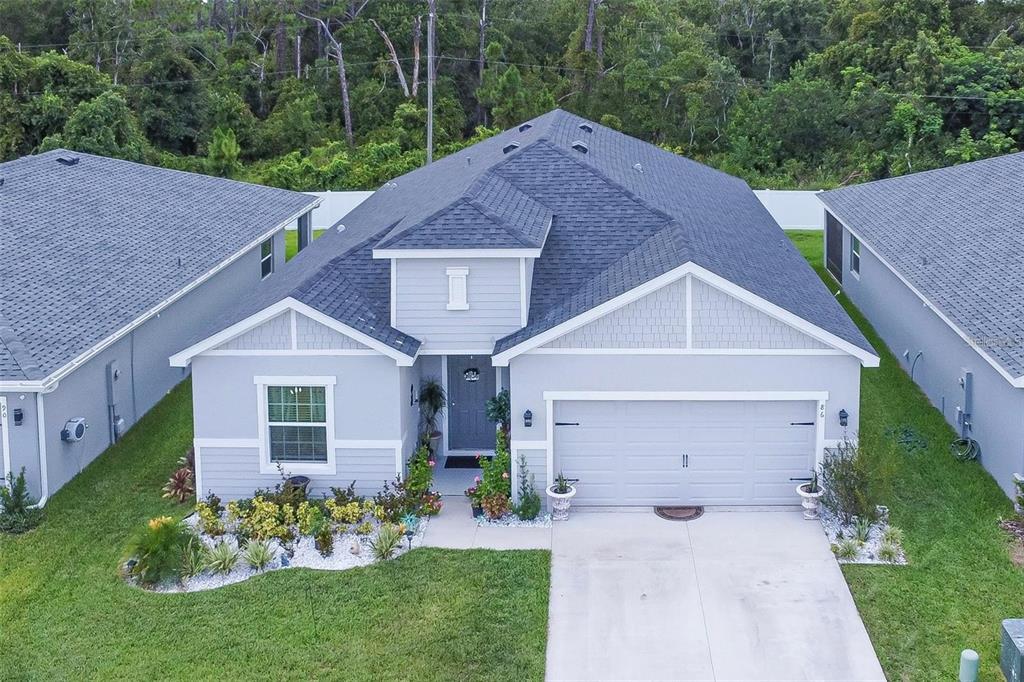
[372, 248, 542, 259]
[824, 206, 1024, 388]
[169, 297, 416, 367]
[491, 263, 879, 367]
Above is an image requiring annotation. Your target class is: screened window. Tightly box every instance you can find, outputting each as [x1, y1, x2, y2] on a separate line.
[267, 386, 327, 463]
[851, 236, 861, 276]
[260, 238, 274, 279]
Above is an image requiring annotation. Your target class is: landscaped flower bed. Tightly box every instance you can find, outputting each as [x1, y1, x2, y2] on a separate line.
[821, 506, 906, 565]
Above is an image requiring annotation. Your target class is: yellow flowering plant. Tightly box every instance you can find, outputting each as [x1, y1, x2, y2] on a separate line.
[195, 502, 225, 537]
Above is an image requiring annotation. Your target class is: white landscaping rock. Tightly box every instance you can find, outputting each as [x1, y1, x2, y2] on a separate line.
[476, 513, 552, 528]
[819, 507, 906, 565]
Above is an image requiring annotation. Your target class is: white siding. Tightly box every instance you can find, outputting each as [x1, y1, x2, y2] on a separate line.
[394, 257, 522, 351]
[295, 313, 368, 350]
[218, 312, 292, 351]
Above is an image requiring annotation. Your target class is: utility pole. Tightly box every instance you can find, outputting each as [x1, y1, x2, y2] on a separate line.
[426, 0, 436, 164]
[296, 33, 302, 78]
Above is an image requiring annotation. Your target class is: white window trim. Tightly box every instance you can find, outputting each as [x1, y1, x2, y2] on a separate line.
[850, 235, 861, 279]
[254, 376, 337, 475]
[446, 266, 470, 311]
[260, 237, 275, 280]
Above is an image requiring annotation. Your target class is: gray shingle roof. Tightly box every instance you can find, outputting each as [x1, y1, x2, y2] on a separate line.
[199, 109, 873, 361]
[820, 152, 1024, 378]
[0, 150, 317, 382]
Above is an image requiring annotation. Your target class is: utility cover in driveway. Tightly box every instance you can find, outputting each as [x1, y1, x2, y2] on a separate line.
[553, 400, 816, 506]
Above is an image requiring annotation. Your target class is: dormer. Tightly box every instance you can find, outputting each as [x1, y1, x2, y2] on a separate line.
[371, 174, 552, 353]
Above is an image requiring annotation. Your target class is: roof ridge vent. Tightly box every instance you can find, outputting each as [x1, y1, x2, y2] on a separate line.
[56, 156, 79, 166]
[633, 162, 643, 174]
[502, 142, 520, 154]
[578, 123, 594, 133]
[571, 140, 589, 154]
[518, 123, 533, 132]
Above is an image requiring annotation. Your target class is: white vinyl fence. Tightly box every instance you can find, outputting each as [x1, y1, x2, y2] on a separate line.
[753, 190, 824, 230]
[287, 191, 375, 231]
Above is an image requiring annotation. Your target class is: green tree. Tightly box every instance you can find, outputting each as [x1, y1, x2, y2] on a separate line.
[40, 90, 147, 161]
[206, 127, 241, 177]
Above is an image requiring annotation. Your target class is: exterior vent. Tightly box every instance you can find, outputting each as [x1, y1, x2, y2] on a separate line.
[633, 163, 644, 173]
[571, 140, 588, 154]
[56, 156, 79, 166]
[578, 123, 594, 133]
[502, 142, 520, 154]
[0, 178, 4, 188]
[519, 123, 533, 132]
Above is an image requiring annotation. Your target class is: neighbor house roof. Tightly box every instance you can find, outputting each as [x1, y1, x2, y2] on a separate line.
[193, 109, 873, 362]
[820, 152, 1024, 381]
[0, 150, 317, 384]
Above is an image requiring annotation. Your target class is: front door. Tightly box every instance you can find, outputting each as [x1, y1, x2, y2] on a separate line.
[447, 355, 497, 450]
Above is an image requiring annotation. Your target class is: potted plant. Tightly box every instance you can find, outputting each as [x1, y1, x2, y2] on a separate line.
[546, 472, 577, 521]
[796, 471, 824, 520]
[465, 483, 483, 517]
[418, 378, 446, 454]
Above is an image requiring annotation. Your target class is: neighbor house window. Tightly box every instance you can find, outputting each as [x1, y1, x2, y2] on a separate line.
[446, 266, 469, 310]
[850, 236, 861, 276]
[260, 238, 274, 279]
[266, 386, 327, 463]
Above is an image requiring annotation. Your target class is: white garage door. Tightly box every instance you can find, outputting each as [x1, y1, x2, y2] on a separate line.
[553, 400, 817, 506]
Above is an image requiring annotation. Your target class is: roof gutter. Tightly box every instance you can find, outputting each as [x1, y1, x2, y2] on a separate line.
[1, 199, 320, 393]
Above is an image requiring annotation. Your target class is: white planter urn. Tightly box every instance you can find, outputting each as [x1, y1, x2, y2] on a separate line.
[546, 485, 577, 521]
[796, 483, 824, 520]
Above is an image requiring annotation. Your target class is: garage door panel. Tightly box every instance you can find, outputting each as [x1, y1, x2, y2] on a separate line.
[554, 400, 816, 507]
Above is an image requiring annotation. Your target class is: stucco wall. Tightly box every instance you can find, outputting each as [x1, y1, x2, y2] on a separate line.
[838, 225, 1024, 496]
[2, 392, 41, 498]
[393, 257, 522, 352]
[191, 353, 404, 500]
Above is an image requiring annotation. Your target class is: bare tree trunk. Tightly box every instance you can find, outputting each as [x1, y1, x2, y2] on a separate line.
[301, 13, 355, 146]
[426, 0, 436, 164]
[275, 18, 289, 76]
[371, 19, 411, 97]
[583, 0, 602, 52]
[296, 32, 302, 78]
[411, 16, 421, 97]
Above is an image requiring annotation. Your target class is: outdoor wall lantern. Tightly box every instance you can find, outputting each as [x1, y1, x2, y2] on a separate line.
[838, 408, 849, 427]
[523, 410, 533, 428]
[13, 408, 23, 426]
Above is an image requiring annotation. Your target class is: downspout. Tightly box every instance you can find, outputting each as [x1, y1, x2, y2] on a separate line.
[31, 391, 49, 507]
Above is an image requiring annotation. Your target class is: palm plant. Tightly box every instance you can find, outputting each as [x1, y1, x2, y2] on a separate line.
[418, 378, 446, 437]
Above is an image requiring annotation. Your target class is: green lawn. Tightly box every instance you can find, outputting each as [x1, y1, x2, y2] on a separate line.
[789, 230, 1023, 681]
[0, 382, 549, 681]
[284, 228, 326, 260]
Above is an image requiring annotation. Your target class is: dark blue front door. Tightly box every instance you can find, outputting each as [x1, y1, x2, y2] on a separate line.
[447, 355, 497, 450]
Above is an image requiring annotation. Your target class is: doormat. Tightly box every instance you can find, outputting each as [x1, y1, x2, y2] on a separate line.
[654, 506, 704, 522]
[444, 456, 492, 469]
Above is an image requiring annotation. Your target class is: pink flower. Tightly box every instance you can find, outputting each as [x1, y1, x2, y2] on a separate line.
[475, 453, 481, 460]
[501, 472, 509, 479]
[428, 460, 436, 467]
[474, 476, 481, 483]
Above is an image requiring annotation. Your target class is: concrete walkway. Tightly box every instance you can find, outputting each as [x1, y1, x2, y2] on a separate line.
[547, 510, 885, 682]
[421, 496, 551, 550]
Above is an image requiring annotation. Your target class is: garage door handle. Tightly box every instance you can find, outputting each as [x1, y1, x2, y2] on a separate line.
[789, 421, 815, 426]
[790, 477, 812, 482]
[554, 422, 580, 426]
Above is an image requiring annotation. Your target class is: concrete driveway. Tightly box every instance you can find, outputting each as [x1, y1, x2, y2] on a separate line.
[547, 510, 885, 682]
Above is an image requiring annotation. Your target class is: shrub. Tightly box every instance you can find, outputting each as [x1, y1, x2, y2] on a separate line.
[329, 482, 364, 507]
[204, 540, 240, 574]
[419, 491, 443, 516]
[195, 501, 225, 537]
[878, 541, 901, 563]
[481, 493, 510, 520]
[405, 443, 435, 495]
[314, 524, 334, 557]
[370, 523, 403, 561]
[325, 499, 363, 525]
[834, 537, 861, 560]
[181, 535, 206, 578]
[355, 520, 374, 535]
[238, 496, 295, 541]
[297, 501, 326, 536]
[853, 517, 872, 543]
[125, 516, 196, 585]
[0, 468, 43, 534]
[485, 388, 511, 439]
[881, 525, 905, 546]
[374, 477, 421, 523]
[162, 466, 194, 504]
[820, 440, 880, 525]
[243, 540, 275, 571]
[513, 453, 542, 521]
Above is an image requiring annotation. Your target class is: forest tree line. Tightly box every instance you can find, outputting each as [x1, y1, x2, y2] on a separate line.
[2, 0, 1024, 190]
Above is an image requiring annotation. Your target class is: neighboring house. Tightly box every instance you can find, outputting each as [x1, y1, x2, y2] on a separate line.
[172, 110, 878, 507]
[820, 153, 1024, 498]
[0, 150, 318, 503]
